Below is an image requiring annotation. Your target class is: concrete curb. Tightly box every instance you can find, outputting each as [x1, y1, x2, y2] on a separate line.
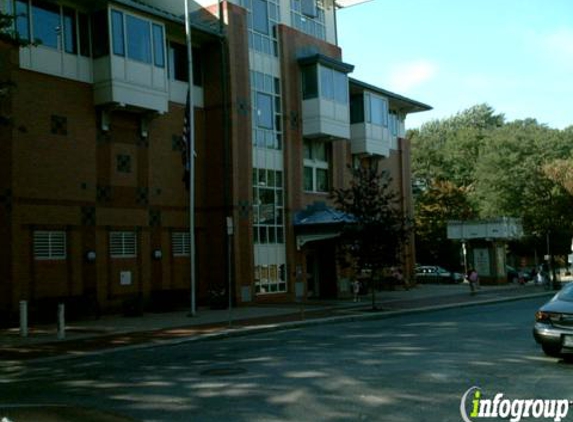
[12, 291, 553, 365]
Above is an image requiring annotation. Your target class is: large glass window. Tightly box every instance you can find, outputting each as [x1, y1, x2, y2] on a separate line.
[366, 93, 389, 127]
[320, 66, 334, 101]
[111, 10, 124, 56]
[252, 71, 282, 150]
[290, 0, 326, 40]
[62, 7, 76, 54]
[256, 93, 273, 129]
[252, 0, 269, 34]
[253, 168, 284, 245]
[152, 24, 165, 68]
[303, 139, 330, 193]
[15, 0, 30, 41]
[32, 0, 60, 49]
[126, 14, 151, 63]
[303, 65, 348, 104]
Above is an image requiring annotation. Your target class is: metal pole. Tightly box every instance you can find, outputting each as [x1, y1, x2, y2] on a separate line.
[19, 300, 28, 338]
[57, 303, 65, 340]
[185, 0, 197, 316]
[226, 217, 233, 327]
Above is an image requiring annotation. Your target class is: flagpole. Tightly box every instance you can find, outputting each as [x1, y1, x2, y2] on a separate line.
[184, 0, 196, 316]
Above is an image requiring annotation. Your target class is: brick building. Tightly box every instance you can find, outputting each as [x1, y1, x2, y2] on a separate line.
[0, 0, 430, 321]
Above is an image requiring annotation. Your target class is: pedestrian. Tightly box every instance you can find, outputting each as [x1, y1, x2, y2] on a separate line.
[392, 267, 405, 289]
[467, 268, 479, 294]
[352, 279, 361, 302]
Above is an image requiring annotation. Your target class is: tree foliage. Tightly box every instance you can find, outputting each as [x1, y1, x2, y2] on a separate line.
[333, 163, 410, 308]
[410, 104, 573, 266]
[414, 180, 475, 265]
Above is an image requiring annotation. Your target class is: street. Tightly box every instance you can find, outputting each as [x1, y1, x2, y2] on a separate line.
[1, 297, 572, 422]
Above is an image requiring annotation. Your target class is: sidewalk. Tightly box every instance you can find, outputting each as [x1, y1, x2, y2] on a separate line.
[0, 283, 554, 362]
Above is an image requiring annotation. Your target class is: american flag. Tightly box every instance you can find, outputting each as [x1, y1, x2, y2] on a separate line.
[181, 90, 191, 190]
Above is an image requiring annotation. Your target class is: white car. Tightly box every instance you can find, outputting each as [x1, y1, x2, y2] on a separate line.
[415, 265, 464, 284]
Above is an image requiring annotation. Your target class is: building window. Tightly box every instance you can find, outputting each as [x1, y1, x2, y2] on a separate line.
[15, 1, 90, 56]
[320, 66, 348, 104]
[91, 9, 109, 58]
[110, 231, 137, 258]
[240, 0, 280, 56]
[110, 9, 165, 68]
[251, 71, 282, 150]
[254, 264, 287, 294]
[389, 111, 398, 136]
[126, 15, 151, 63]
[253, 168, 284, 244]
[302, 65, 348, 104]
[172, 232, 190, 257]
[32, 0, 59, 49]
[111, 10, 125, 56]
[152, 24, 165, 68]
[290, 0, 326, 40]
[303, 139, 329, 193]
[62, 7, 77, 54]
[33, 231, 66, 260]
[168, 43, 203, 86]
[365, 93, 389, 127]
[15, 0, 30, 41]
[256, 93, 273, 129]
[252, 0, 269, 34]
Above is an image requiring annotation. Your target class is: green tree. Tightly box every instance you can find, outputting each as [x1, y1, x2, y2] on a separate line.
[333, 163, 410, 309]
[414, 180, 476, 266]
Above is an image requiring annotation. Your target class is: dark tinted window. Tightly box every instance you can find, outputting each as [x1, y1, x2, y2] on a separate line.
[91, 10, 109, 58]
[32, 0, 60, 49]
[350, 95, 364, 124]
[78, 13, 90, 57]
[301, 65, 317, 99]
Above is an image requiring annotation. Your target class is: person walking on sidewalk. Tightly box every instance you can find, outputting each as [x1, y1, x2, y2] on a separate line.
[467, 268, 479, 295]
[352, 279, 361, 302]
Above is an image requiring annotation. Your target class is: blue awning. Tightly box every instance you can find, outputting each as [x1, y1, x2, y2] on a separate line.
[293, 202, 354, 226]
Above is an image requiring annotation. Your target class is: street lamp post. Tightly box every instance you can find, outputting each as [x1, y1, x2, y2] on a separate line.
[184, 0, 196, 316]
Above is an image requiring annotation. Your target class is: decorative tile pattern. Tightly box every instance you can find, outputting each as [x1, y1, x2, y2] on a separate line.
[51, 115, 68, 135]
[289, 111, 299, 130]
[81, 206, 96, 226]
[239, 200, 250, 219]
[136, 187, 149, 205]
[117, 155, 132, 173]
[149, 209, 161, 227]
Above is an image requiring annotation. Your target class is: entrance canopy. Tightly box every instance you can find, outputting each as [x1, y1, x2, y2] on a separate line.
[293, 202, 354, 250]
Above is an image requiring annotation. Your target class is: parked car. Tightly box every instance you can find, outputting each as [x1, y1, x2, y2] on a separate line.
[507, 265, 534, 284]
[533, 282, 573, 357]
[415, 265, 464, 284]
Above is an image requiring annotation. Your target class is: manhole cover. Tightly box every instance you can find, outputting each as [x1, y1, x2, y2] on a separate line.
[200, 367, 247, 376]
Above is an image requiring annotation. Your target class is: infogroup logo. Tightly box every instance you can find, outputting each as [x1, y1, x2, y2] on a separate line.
[460, 386, 571, 422]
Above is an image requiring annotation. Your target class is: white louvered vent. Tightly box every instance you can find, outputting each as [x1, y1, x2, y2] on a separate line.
[34, 231, 66, 260]
[110, 231, 137, 258]
[172, 232, 190, 257]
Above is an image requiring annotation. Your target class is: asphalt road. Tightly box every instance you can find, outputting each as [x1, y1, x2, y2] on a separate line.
[1, 296, 572, 422]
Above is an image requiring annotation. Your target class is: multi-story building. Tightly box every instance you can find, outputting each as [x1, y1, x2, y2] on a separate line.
[0, 0, 430, 321]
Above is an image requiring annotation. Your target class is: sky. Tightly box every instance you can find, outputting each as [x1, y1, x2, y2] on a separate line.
[336, 0, 573, 130]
